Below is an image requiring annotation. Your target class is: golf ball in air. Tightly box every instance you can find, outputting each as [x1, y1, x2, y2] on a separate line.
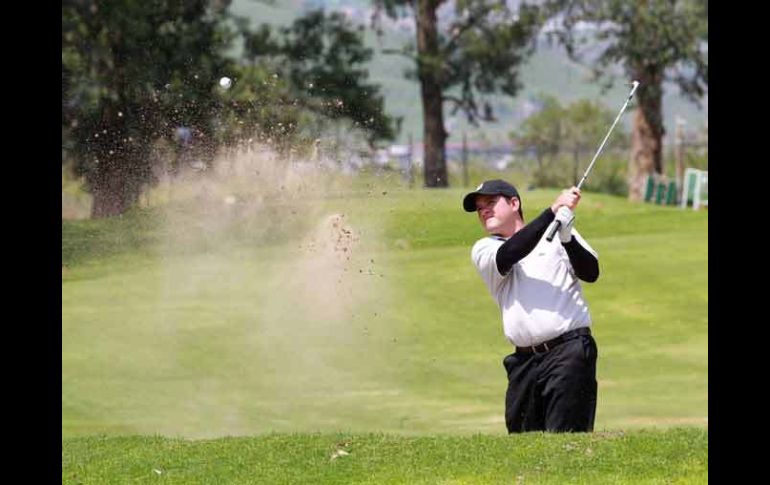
[219, 76, 232, 89]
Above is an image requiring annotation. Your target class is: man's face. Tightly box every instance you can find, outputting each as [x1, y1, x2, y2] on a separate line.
[475, 194, 520, 236]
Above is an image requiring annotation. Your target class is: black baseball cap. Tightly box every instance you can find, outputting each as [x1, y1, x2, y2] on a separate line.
[462, 179, 522, 215]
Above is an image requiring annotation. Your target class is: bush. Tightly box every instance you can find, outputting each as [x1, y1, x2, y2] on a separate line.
[527, 153, 628, 196]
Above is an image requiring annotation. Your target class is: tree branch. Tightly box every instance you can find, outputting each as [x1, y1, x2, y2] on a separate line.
[441, 4, 492, 57]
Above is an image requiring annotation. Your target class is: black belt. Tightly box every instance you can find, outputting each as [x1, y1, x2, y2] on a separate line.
[516, 327, 591, 354]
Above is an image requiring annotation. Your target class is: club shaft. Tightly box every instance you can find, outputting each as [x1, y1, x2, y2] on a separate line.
[545, 81, 639, 242]
[577, 82, 640, 190]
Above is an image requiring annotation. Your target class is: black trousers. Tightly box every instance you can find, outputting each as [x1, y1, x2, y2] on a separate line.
[502, 333, 598, 433]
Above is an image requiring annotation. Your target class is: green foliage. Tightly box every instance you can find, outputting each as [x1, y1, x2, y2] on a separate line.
[378, 0, 544, 125]
[215, 62, 304, 151]
[442, 1, 542, 124]
[528, 153, 629, 197]
[511, 94, 562, 169]
[373, 0, 546, 187]
[62, 2, 398, 217]
[62, 0, 239, 215]
[242, 10, 398, 147]
[563, 99, 628, 151]
[542, 0, 707, 197]
[545, 0, 707, 102]
[511, 95, 629, 194]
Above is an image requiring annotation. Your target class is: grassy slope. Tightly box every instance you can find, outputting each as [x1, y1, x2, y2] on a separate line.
[62, 176, 707, 438]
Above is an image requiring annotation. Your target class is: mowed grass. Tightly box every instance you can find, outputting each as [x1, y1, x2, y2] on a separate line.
[63, 176, 707, 439]
[62, 428, 707, 484]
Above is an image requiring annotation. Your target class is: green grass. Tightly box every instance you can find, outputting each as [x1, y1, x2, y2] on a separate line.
[63, 176, 707, 438]
[63, 429, 706, 484]
[62, 171, 706, 481]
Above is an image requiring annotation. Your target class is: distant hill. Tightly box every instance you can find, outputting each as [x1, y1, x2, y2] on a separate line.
[231, 0, 708, 145]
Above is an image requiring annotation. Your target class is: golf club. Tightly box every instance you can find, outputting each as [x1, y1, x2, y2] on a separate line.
[545, 80, 640, 242]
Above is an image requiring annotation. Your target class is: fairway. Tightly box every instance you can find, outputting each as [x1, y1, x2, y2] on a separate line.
[62, 170, 707, 439]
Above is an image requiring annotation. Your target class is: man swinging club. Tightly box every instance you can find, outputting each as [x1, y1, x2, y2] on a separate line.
[464, 180, 600, 432]
[464, 81, 637, 433]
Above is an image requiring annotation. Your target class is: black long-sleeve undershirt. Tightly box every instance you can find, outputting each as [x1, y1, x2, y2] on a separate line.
[562, 238, 600, 282]
[495, 208, 555, 275]
[494, 207, 600, 282]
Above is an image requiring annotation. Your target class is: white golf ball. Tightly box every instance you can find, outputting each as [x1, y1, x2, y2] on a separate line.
[219, 76, 232, 89]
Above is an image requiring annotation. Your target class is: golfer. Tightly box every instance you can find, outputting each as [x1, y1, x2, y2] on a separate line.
[463, 179, 600, 433]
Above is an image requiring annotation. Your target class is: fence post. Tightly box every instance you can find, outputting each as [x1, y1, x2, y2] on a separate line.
[666, 180, 677, 206]
[676, 117, 686, 204]
[693, 170, 702, 210]
[655, 181, 666, 204]
[644, 174, 656, 203]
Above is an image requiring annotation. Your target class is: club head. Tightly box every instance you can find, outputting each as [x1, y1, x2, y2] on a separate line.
[627, 80, 640, 98]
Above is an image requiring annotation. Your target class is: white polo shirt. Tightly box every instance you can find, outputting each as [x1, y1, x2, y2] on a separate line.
[471, 230, 596, 347]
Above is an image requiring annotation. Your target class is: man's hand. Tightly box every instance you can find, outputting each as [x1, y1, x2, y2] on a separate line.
[550, 187, 581, 214]
[555, 206, 574, 243]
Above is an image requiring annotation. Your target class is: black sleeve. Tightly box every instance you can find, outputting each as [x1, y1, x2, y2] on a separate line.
[495, 208, 555, 275]
[562, 238, 600, 282]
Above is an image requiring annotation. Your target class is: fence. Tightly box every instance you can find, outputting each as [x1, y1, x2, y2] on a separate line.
[680, 168, 708, 210]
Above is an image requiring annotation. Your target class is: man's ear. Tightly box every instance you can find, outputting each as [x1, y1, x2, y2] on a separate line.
[510, 197, 520, 213]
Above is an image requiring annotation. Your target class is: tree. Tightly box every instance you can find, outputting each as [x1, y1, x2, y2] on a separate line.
[562, 98, 628, 185]
[511, 95, 627, 189]
[212, 61, 305, 156]
[62, 2, 397, 218]
[62, 0, 236, 217]
[544, 0, 707, 201]
[511, 95, 563, 175]
[374, 0, 543, 187]
[241, 10, 398, 150]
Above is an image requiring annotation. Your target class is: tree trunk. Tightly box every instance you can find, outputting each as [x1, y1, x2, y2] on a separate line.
[87, 116, 148, 218]
[415, 0, 448, 188]
[90, 160, 135, 218]
[88, 39, 146, 218]
[628, 73, 665, 201]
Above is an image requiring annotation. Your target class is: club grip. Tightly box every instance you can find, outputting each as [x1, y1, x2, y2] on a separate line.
[545, 220, 561, 242]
